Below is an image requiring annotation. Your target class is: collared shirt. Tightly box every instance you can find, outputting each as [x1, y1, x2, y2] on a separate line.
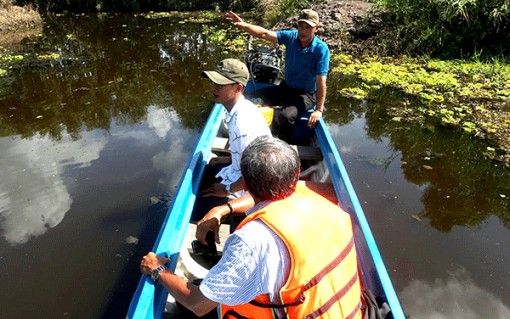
[200, 200, 290, 316]
[277, 30, 330, 91]
[216, 96, 271, 188]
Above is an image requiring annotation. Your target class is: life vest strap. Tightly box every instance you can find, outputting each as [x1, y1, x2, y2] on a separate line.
[245, 237, 356, 312]
[223, 309, 251, 319]
[304, 237, 355, 291]
[249, 294, 305, 308]
[303, 270, 360, 319]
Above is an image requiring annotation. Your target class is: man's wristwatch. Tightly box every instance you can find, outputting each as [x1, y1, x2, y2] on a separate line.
[225, 184, 232, 195]
[151, 265, 166, 282]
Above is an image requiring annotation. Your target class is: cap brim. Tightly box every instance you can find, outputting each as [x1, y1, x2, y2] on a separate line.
[298, 19, 317, 27]
[201, 71, 237, 85]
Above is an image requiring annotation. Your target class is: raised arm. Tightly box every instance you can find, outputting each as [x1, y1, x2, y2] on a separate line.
[226, 11, 278, 44]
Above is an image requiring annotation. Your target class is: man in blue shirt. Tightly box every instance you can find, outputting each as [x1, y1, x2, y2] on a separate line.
[226, 9, 330, 142]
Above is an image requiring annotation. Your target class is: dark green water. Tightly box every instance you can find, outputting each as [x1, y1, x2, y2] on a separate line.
[0, 13, 509, 319]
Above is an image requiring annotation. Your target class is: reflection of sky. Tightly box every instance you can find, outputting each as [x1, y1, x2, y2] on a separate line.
[327, 117, 392, 158]
[147, 104, 180, 139]
[400, 267, 510, 318]
[0, 133, 105, 245]
[0, 105, 193, 246]
[145, 105, 194, 188]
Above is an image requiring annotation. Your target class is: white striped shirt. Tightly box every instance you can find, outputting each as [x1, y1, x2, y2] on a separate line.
[200, 201, 290, 316]
[215, 96, 271, 187]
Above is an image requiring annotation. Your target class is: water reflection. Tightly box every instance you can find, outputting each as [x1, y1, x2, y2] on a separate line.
[147, 105, 176, 139]
[400, 267, 510, 319]
[0, 133, 105, 245]
[0, 13, 216, 143]
[146, 105, 195, 188]
[325, 88, 510, 233]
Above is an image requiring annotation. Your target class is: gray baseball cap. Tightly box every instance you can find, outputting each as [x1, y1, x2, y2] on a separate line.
[202, 58, 249, 86]
[298, 9, 319, 27]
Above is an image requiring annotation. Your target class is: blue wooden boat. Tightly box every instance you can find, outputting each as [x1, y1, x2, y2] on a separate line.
[126, 98, 405, 318]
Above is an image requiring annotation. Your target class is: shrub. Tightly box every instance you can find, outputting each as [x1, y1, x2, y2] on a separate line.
[377, 0, 510, 58]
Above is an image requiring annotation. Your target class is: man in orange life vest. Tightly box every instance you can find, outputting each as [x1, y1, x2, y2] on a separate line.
[140, 136, 362, 318]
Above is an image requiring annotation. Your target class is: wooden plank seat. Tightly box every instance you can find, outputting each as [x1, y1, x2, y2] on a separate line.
[212, 137, 323, 162]
[212, 137, 231, 156]
[291, 145, 323, 162]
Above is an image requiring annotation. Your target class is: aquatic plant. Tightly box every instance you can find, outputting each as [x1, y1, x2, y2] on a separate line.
[331, 53, 510, 167]
[37, 53, 61, 60]
[0, 51, 24, 77]
[201, 24, 247, 54]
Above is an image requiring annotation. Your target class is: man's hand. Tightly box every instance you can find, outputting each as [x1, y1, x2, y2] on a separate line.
[209, 156, 231, 166]
[140, 252, 169, 275]
[196, 206, 226, 245]
[201, 182, 228, 198]
[225, 11, 244, 27]
[307, 110, 323, 128]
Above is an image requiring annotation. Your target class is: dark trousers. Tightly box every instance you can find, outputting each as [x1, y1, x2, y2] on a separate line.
[190, 163, 229, 223]
[191, 163, 246, 233]
[246, 81, 315, 142]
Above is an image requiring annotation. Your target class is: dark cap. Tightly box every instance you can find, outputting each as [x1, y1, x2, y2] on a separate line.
[202, 58, 249, 86]
[298, 9, 319, 27]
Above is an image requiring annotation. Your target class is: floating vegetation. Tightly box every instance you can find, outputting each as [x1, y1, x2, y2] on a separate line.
[1, 54, 23, 63]
[144, 11, 174, 19]
[338, 87, 368, 100]
[0, 49, 24, 77]
[201, 24, 247, 54]
[37, 53, 61, 60]
[143, 11, 221, 23]
[331, 53, 510, 167]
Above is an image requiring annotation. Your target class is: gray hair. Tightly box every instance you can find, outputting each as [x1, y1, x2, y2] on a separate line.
[241, 136, 300, 201]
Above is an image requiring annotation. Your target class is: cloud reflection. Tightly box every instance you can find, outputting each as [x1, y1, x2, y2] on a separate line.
[400, 267, 510, 318]
[0, 134, 105, 245]
[145, 105, 194, 189]
[147, 105, 180, 139]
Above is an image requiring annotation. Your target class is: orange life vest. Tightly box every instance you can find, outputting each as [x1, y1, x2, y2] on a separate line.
[220, 184, 362, 319]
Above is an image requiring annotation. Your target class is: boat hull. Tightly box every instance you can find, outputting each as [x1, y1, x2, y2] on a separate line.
[127, 103, 405, 318]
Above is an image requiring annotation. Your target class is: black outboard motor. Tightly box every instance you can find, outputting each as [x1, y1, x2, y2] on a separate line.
[245, 36, 283, 84]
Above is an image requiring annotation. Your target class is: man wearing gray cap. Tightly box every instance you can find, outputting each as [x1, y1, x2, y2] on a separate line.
[193, 58, 271, 221]
[226, 9, 330, 142]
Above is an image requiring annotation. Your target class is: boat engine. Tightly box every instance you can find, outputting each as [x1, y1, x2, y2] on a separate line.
[245, 38, 284, 84]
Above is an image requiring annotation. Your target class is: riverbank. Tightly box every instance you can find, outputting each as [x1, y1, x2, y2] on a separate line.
[0, 1, 42, 45]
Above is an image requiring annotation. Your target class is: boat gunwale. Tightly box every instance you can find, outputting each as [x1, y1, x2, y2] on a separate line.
[315, 118, 405, 319]
[127, 103, 224, 319]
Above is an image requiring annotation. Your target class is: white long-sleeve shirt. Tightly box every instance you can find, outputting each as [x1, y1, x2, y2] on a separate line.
[216, 96, 271, 186]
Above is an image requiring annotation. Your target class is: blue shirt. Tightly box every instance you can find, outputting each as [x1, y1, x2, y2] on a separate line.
[277, 30, 330, 92]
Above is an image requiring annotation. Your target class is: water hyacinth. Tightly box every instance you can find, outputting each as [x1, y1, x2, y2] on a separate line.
[331, 53, 510, 167]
